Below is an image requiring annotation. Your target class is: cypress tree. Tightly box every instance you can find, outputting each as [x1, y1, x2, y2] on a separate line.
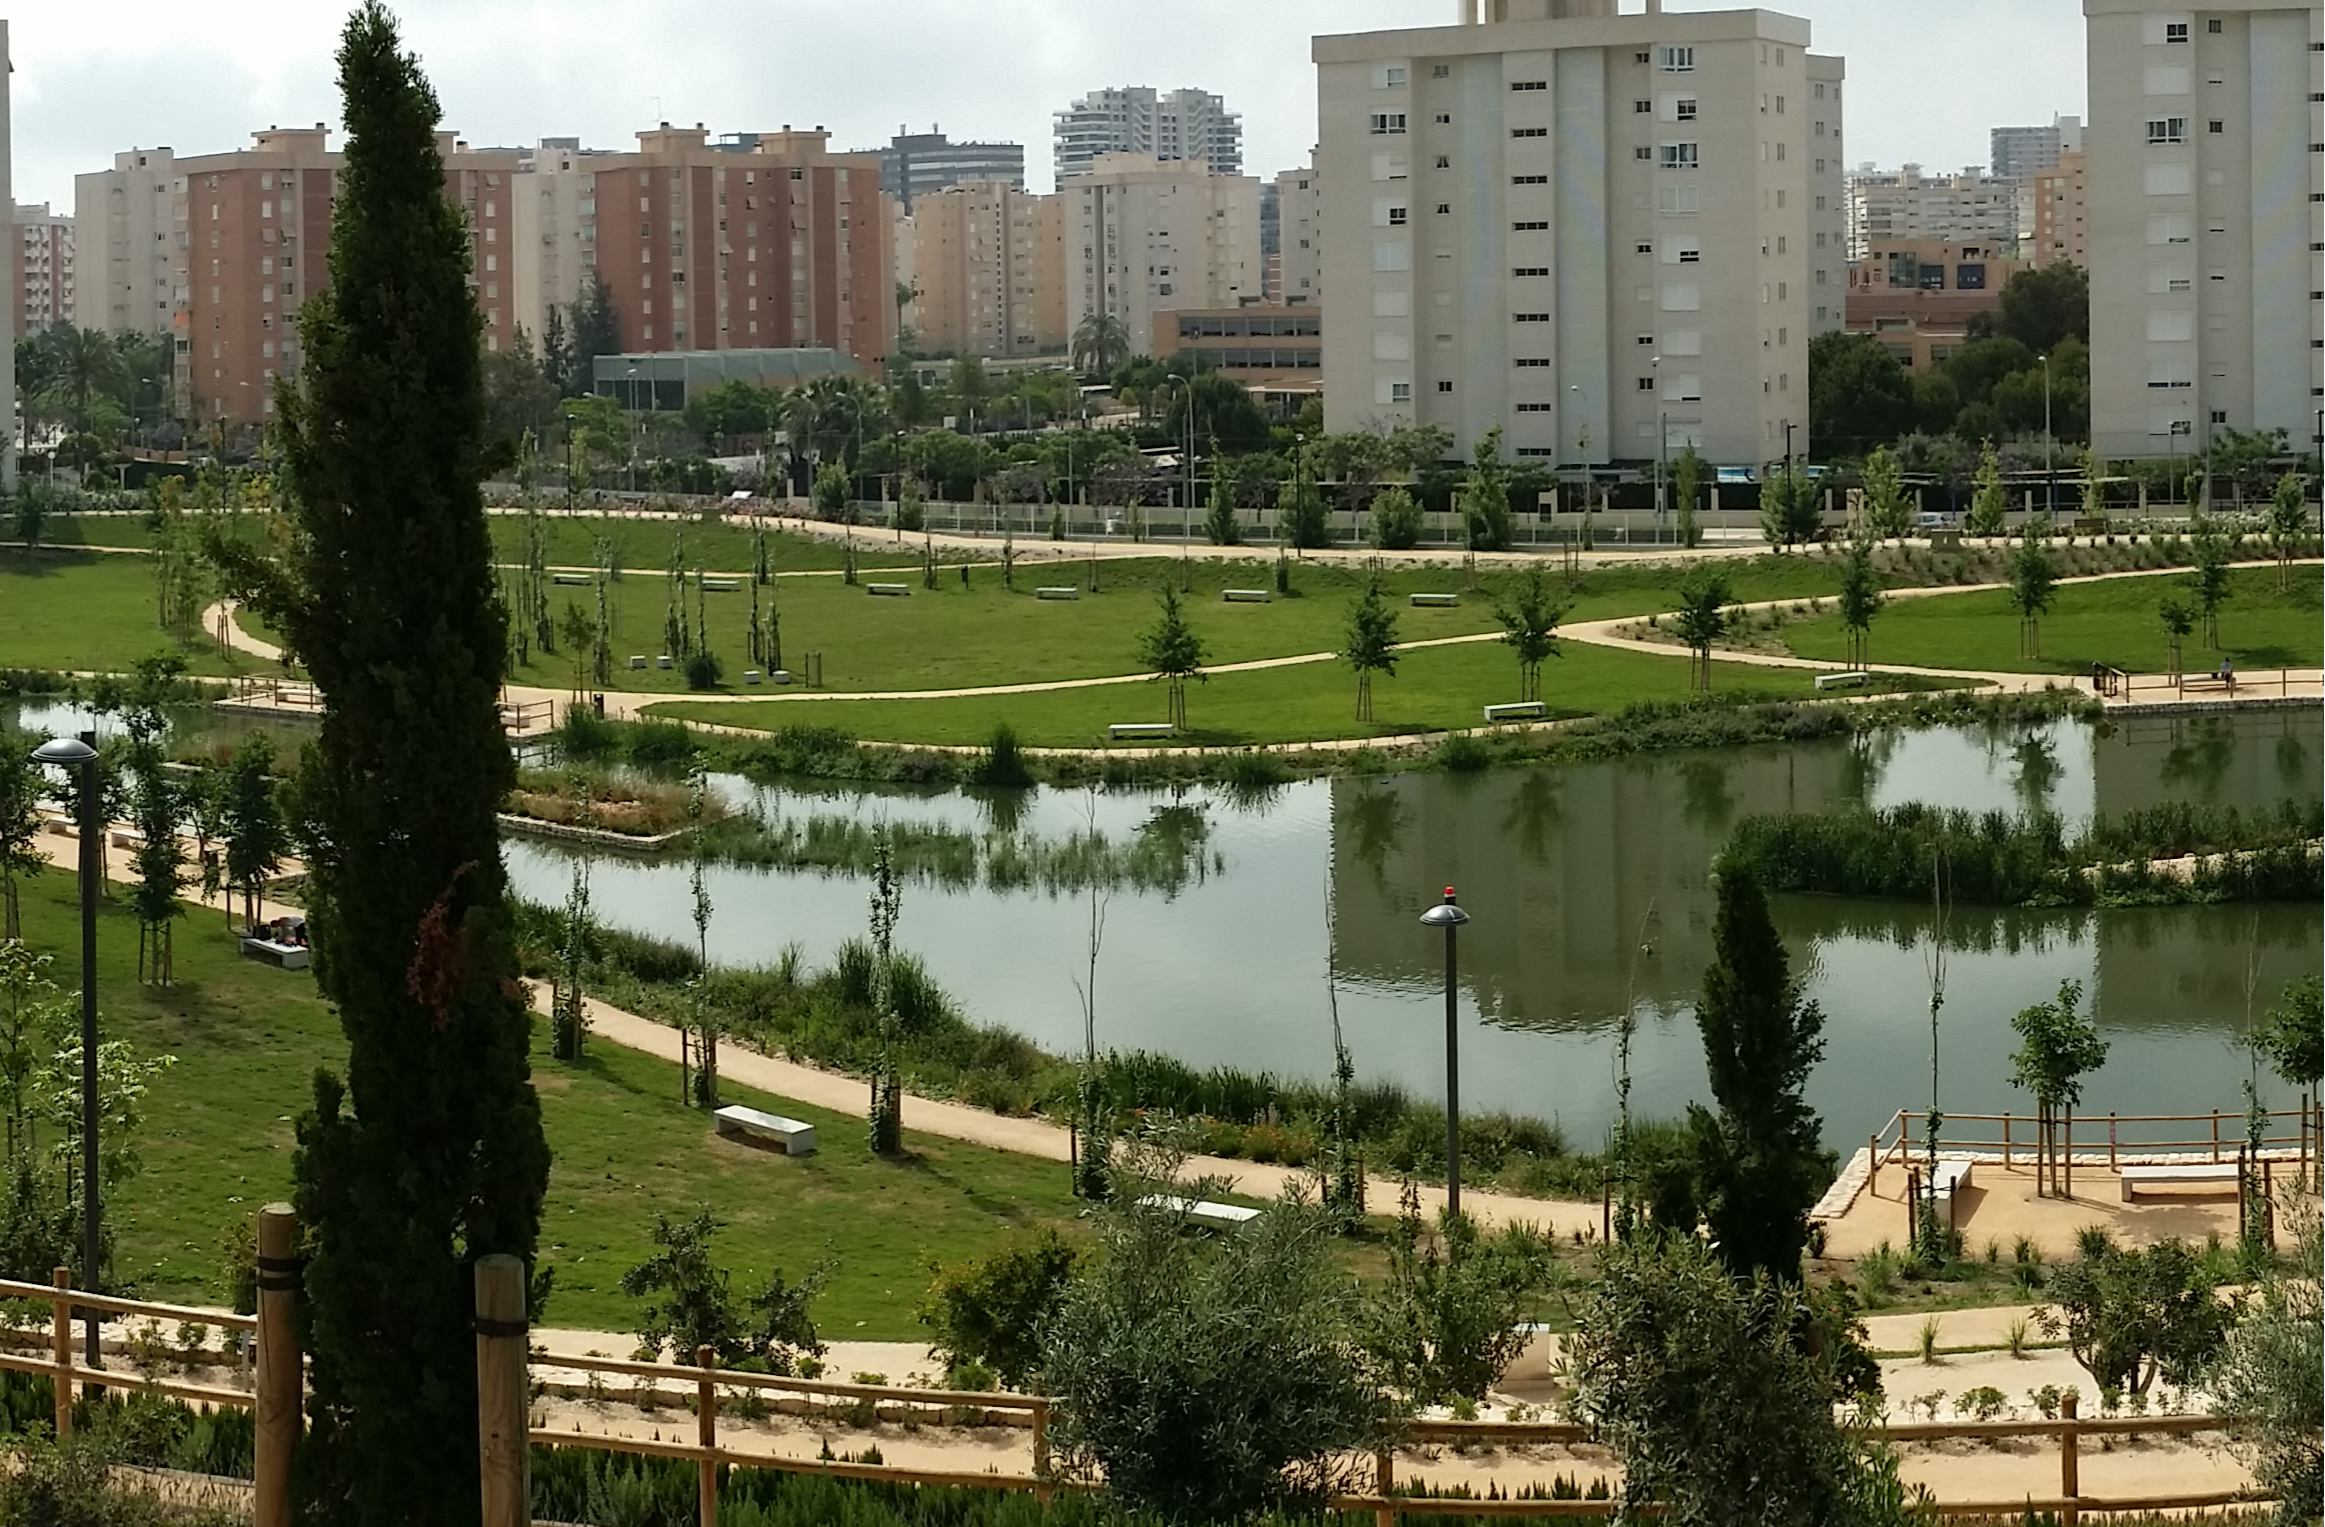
[215, 8, 550, 1520]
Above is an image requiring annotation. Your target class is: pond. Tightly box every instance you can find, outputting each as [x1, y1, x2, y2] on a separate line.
[8, 694, 2315, 1149]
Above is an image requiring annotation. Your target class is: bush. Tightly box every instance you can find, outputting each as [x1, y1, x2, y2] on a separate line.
[917, 1229, 1081, 1390]
[624, 718, 700, 769]
[684, 648, 725, 690]
[1363, 1186, 1553, 1404]
[555, 703, 621, 763]
[1371, 486, 1424, 551]
[975, 723, 1033, 789]
[620, 1210, 831, 1372]
[1435, 733, 1491, 772]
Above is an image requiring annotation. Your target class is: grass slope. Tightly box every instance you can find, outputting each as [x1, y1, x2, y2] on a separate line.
[485, 513, 925, 578]
[8, 869, 1084, 1336]
[650, 637, 1960, 749]
[1781, 564, 2322, 675]
[0, 549, 244, 676]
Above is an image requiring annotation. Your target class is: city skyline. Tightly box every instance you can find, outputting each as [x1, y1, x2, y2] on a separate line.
[14, 0, 2087, 209]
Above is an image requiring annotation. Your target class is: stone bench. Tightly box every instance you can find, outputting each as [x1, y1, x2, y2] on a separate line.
[656, 655, 673, 669]
[1410, 593, 1460, 608]
[867, 583, 912, 597]
[1223, 589, 1271, 603]
[552, 572, 592, 586]
[1483, 701, 1546, 722]
[1930, 1158, 1974, 1216]
[1035, 587, 1081, 601]
[239, 938, 311, 972]
[769, 669, 794, 685]
[713, 1104, 817, 1156]
[1108, 723, 1176, 742]
[630, 655, 649, 670]
[744, 670, 762, 685]
[1814, 671, 1873, 691]
[701, 577, 741, 593]
[1136, 1194, 1261, 1229]
[2120, 1162, 2239, 1202]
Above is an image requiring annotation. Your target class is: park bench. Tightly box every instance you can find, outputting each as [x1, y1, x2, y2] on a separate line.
[1223, 589, 1271, 603]
[769, 669, 794, 685]
[239, 937, 311, 972]
[1136, 1194, 1261, 1230]
[1482, 702, 1547, 722]
[1814, 671, 1873, 691]
[713, 1105, 818, 1156]
[106, 827, 147, 850]
[744, 670, 762, 685]
[701, 577, 741, 593]
[1108, 723, 1176, 742]
[867, 583, 911, 597]
[551, 572, 592, 587]
[1410, 593, 1460, 608]
[656, 655, 673, 669]
[1035, 587, 1081, 601]
[2119, 1162, 2240, 1202]
[1929, 1159, 1974, 1218]
[629, 655, 649, 670]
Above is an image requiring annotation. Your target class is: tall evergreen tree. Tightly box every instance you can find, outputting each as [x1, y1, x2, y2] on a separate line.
[569, 271, 620, 394]
[1688, 866, 1830, 1284]
[540, 304, 574, 396]
[207, 9, 550, 1520]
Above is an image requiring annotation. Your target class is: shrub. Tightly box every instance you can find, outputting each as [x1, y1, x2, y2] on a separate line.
[684, 647, 725, 690]
[556, 702, 621, 763]
[1371, 486, 1424, 551]
[917, 1229, 1081, 1391]
[975, 723, 1034, 789]
[1955, 1385, 2009, 1421]
[620, 1210, 831, 1373]
[1435, 733, 1491, 772]
[1363, 1186, 1553, 1405]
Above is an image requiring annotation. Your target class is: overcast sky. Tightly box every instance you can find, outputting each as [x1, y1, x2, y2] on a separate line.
[12, 0, 2087, 211]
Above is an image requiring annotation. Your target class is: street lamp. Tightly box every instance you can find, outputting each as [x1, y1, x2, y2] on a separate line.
[1417, 887, 1472, 1218]
[32, 734, 103, 1369]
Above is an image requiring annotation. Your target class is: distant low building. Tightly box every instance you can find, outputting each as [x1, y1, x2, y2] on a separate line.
[1845, 238, 2026, 372]
[589, 348, 859, 410]
[1152, 306, 1320, 387]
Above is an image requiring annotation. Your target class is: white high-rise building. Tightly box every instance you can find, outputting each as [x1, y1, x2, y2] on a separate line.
[1807, 55, 1847, 336]
[2084, 0, 2322, 459]
[1062, 153, 1262, 357]
[76, 147, 178, 338]
[1844, 166, 2019, 262]
[1990, 115, 2086, 184]
[1054, 87, 1243, 183]
[1276, 158, 1323, 307]
[1315, 0, 1826, 467]
[0, 22, 13, 490]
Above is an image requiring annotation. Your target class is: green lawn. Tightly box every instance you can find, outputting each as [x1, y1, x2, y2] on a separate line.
[1781, 565, 2323, 675]
[0, 549, 246, 676]
[486, 512, 926, 577]
[8, 870, 1089, 1336]
[22, 514, 159, 551]
[649, 636, 1959, 749]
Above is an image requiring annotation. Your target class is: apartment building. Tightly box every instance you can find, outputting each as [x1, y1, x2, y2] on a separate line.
[909, 182, 1065, 358]
[2084, 0, 2321, 458]
[1991, 115, 2086, 184]
[511, 125, 895, 372]
[0, 23, 14, 490]
[2029, 150, 2091, 268]
[1314, 0, 1823, 467]
[1055, 87, 1244, 182]
[1062, 153, 1263, 358]
[1275, 160, 1323, 306]
[860, 127, 1023, 212]
[1806, 55, 1847, 335]
[78, 126, 520, 424]
[1154, 306, 1321, 387]
[1845, 165, 2019, 261]
[15, 204, 75, 332]
[1846, 238, 2027, 372]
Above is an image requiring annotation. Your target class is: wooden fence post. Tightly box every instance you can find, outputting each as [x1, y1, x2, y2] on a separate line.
[1375, 1444, 1396, 1527]
[1905, 1168, 1920, 1241]
[2058, 1389, 2080, 1527]
[695, 1345, 718, 1527]
[2211, 1110, 2221, 1163]
[474, 1255, 530, 1527]
[255, 1204, 301, 1527]
[49, 1267, 72, 1438]
[2001, 1113, 2010, 1170]
[1032, 1397, 1052, 1507]
[2107, 1113, 2117, 1171]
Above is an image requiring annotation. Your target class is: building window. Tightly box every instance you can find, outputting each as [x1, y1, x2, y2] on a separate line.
[1513, 266, 1548, 276]
[1635, 51, 1652, 64]
[1511, 80, 1547, 92]
[2147, 118, 2187, 144]
[1437, 380, 1454, 392]
[1512, 173, 1546, 184]
[1513, 220, 1548, 231]
[1515, 357, 1552, 367]
[1370, 113, 1407, 135]
[1513, 312, 1551, 322]
[1515, 402, 1553, 412]
[2165, 21, 2188, 41]
[1388, 207, 1408, 225]
[1636, 241, 1654, 254]
[1635, 99, 1652, 113]
[1660, 142, 1699, 168]
[2208, 120, 2224, 133]
[1436, 203, 1452, 214]
[1436, 155, 1452, 168]
[1660, 45, 1695, 72]
[1432, 64, 1450, 77]
[2207, 16, 2222, 30]
[1391, 382, 1413, 402]
[1635, 146, 1654, 160]
[1511, 127, 1547, 139]
[1637, 377, 1656, 391]
[1676, 99, 1699, 121]
[1435, 113, 1452, 124]
[1378, 65, 1408, 88]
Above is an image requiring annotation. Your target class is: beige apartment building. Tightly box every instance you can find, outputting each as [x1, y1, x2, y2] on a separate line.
[78, 126, 519, 425]
[1062, 153, 1263, 359]
[908, 182, 1065, 358]
[2083, 0, 2320, 459]
[510, 125, 893, 371]
[1845, 166, 2019, 262]
[15, 203, 75, 332]
[1315, 0, 1828, 467]
[1275, 160, 1322, 306]
[1846, 238, 2027, 372]
[2029, 149, 2090, 269]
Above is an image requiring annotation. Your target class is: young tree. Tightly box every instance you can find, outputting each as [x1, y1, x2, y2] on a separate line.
[866, 827, 904, 1155]
[1670, 444, 1706, 549]
[549, 857, 590, 1063]
[2005, 515, 2059, 659]
[1201, 438, 1243, 546]
[2157, 595, 2195, 681]
[1671, 567, 1732, 694]
[1369, 484, 1423, 551]
[567, 270, 620, 395]
[1966, 439, 2010, 537]
[1836, 538, 1883, 669]
[2037, 1235, 2233, 1398]
[218, 733, 288, 931]
[1342, 576, 1400, 722]
[1280, 440, 1331, 549]
[1069, 311, 1130, 378]
[11, 486, 50, 553]
[0, 742, 44, 942]
[1136, 586, 1207, 729]
[1492, 562, 1569, 704]
[2187, 510, 2232, 648]
[201, 11, 552, 1519]
[1688, 866, 1830, 1285]
[1363, 1187, 1550, 1404]
[538, 304, 574, 398]
[2078, 446, 2109, 524]
[2008, 979, 2109, 1198]
[1758, 460, 1819, 551]
[123, 724, 187, 986]
[1462, 427, 1515, 552]
[1860, 444, 1911, 541]
[2266, 471, 2312, 593]
[810, 460, 853, 523]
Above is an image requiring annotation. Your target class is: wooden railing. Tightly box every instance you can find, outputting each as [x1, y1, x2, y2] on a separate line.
[1867, 1104, 2320, 1176]
[227, 675, 321, 710]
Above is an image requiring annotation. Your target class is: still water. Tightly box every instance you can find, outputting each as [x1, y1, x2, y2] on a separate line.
[9, 696, 2315, 1148]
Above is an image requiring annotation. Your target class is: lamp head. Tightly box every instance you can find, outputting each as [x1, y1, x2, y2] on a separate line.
[32, 737, 96, 768]
[1418, 886, 1471, 928]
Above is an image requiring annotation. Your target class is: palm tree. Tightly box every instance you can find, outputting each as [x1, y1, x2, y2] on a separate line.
[53, 325, 124, 433]
[1071, 311, 1131, 378]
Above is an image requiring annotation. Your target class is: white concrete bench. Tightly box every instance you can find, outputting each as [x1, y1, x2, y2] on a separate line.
[1035, 587, 1081, 601]
[744, 670, 762, 685]
[714, 1105, 817, 1156]
[1410, 593, 1460, 608]
[107, 827, 147, 850]
[1108, 723, 1176, 741]
[2120, 1162, 2240, 1202]
[1814, 671, 1873, 691]
[656, 655, 673, 669]
[769, 669, 794, 685]
[239, 938, 311, 971]
[701, 577, 741, 593]
[552, 572, 592, 587]
[867, 583, 911, 597]
[1483, 701, 1547, 722]
[629, 655, 648, 670]
[1223, 589, 1271, 603]
[1136, 1194, 1261, 1229]
[1930, 1158, 1974, 1216]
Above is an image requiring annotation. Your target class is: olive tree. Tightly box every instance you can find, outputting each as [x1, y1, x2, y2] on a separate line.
[2036, 1234, 2232, 1399]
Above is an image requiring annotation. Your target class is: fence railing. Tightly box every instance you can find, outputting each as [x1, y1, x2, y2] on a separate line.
[226, 675, 322, 710]
[1868, 1104, 2321, 1176]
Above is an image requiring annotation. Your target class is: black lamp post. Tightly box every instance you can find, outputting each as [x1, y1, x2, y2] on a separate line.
[1417, 887, 1471, 1217]
[33, 733, 102, 1368]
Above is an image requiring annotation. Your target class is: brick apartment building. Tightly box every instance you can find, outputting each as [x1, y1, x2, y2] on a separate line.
[14, 203, 75, 332]
[78, 126, 519, 425]
[906, 181, 1065, 359]
[1845, 237, 2026, 372]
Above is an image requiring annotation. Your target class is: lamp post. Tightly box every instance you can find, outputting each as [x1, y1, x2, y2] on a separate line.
[563, 409, 577, 510]
[625, 366, 641, 494]
[1417, 887, 1471, 1218]
[33, 734, 102, 1368]
[2041, 352, 2055, 525]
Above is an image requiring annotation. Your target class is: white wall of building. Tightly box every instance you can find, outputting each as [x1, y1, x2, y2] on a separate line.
[1062, 153, 1262, 355]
